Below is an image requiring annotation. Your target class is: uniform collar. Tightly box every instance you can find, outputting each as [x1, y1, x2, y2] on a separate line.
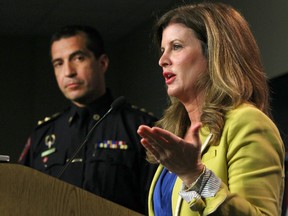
[68, 90, 114, 126]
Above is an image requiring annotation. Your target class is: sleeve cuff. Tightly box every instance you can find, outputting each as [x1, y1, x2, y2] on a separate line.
[179, 167, 221, 203]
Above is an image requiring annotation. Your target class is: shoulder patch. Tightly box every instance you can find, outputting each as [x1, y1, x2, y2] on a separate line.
[131, 104, 155, 117]
[37, 112, 61, 126]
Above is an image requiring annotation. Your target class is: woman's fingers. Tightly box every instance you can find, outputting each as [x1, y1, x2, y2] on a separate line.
[138, 124, 203, 168]
[138, 125, 164, 159]
[140, 138, 160, 159]
[189, 122, 202, 149]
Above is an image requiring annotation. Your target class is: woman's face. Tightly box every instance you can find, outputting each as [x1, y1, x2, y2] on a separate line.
[159, 23, 207, 104]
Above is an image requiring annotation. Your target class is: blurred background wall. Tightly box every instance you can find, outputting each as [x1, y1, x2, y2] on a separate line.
[0, 0, 287, 162]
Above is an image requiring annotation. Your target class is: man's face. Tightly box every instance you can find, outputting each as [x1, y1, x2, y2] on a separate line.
[51, 33, 108, 107]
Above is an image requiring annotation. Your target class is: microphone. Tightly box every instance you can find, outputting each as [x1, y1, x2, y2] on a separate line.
[57, 96, 126, 179]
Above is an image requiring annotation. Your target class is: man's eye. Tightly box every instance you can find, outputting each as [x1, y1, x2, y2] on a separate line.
[74, 55, 85, 62]
[53, 62, 62, 68]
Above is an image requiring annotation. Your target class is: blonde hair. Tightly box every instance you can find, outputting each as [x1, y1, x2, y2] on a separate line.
[149, 2, 269, 163]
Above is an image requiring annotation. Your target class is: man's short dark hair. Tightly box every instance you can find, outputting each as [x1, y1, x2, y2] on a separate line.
[50, 25, 105, 58]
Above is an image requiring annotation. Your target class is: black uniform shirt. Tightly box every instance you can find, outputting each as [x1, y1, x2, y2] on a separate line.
[19, 91, 158, 214]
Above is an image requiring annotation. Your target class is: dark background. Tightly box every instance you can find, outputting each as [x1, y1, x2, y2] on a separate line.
[0, 0, 287, 163]
[270, 73, 288, 148]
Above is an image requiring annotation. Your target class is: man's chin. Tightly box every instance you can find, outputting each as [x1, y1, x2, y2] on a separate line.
[65, 91, 100, 106]
[66, 94, 87, 105]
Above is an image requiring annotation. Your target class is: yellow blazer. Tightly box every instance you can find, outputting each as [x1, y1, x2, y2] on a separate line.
[148, 104, 285, 216]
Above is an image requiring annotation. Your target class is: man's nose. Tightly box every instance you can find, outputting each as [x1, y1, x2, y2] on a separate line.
[64, 62, 76, 77]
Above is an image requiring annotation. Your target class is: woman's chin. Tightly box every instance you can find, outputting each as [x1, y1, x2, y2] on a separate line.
[167, 89, 180, 98]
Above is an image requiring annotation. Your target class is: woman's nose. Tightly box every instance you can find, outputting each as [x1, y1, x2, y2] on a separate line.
[158, 51, 171, 68]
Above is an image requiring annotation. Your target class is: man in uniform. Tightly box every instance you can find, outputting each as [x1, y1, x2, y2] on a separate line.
[19, 25, 157, 214]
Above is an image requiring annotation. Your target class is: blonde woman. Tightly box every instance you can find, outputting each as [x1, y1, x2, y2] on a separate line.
[138, 2, 285, 215]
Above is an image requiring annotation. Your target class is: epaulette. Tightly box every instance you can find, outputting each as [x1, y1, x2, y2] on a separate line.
[131, 104, 155, 117]
[36, 112, 62, 127]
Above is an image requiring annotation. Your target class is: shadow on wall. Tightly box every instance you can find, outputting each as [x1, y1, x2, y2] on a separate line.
[269, 72, 288, 150]
[269, 73, 288, 216]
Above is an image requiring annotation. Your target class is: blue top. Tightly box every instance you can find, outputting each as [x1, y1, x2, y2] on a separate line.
[153, 167, 177, 216]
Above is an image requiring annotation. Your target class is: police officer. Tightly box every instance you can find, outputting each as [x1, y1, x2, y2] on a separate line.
[19, 25, 157, 214]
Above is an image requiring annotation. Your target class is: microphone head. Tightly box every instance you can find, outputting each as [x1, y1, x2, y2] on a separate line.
[110, 96, 126, 111]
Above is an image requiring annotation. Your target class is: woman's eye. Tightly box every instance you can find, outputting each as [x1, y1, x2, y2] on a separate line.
[172, 44, 182, 50]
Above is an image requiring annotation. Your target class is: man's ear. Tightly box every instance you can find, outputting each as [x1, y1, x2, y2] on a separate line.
[98, 54, 109, 73]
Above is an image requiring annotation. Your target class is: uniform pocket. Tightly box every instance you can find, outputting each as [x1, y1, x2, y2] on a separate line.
[89, 149, 135, 168]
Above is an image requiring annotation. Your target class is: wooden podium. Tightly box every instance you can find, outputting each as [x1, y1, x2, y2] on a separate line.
[0, 163, 143, 216]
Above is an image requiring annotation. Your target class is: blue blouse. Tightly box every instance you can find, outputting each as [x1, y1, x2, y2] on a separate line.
[153, 168, 177, 216]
